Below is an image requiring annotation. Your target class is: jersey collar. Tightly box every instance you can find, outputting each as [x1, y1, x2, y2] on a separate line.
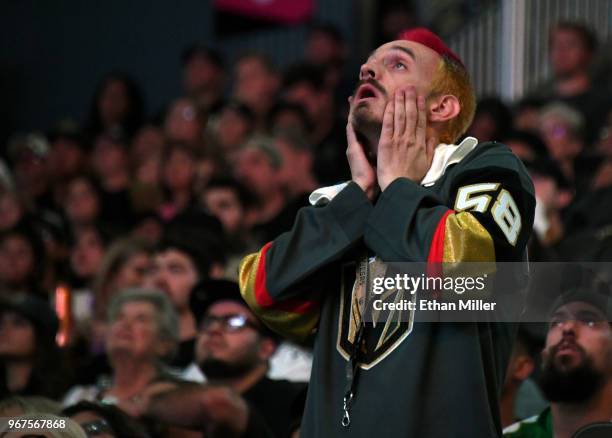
[420, 136, 479, 187]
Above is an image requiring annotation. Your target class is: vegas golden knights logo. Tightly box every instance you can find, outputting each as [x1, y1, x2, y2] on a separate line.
[336, 257, 415, 369]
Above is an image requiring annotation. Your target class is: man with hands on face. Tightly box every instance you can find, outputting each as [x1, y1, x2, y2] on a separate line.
[239, 28, 536, 437]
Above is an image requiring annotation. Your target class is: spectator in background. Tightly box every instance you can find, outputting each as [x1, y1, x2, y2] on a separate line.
[200, 178, 256, 280]
[213, 100, 256, 165]
[131, 212, 164, 246]
[503, 130, 548, 164]
[282, 63, 350, 184]
[513, 98, 545, 134]
[201, 178, 254, 250]
[46, 120, 87, 205]
[538, 103, 589, 193]
[267, 100, 313, 137]
[305, 23, 348, 94]
[164, 96, 208, 145]
[159, 280, 305, 438]
[376, 2, 417, 46]
[524, 158, 572, 258]
[182, 44, 226, 115]
[504, 286, 612, 438]
[0, 294, 72, 400]
[500, 329, 545, 428]
[234, 136, 287, 244]
[130, 123, 165, 188]
[0, 222, 47, 296]
[144, 239, 206, 369]
[85, 72, 144, 140]
[88, 238, 153, 350]
[7, 133, 55, 215]
[63, 175, 102, 232]
[273, 129, 318, 200]
[467, 96, 513, 143]
[591, 107, 612, 190]
[92, 238, 153, 323]
[158, 143, 198, 222]
[532, 21, 612, 146]
[0, 190, 25, 233]
[232, 53, 279, 131]
[63, 290, 191, 436]
[193, 281, 306, 437]
[595, 108, 612, 157]
[68, 224, 108, 294]
[90, 134, 135, 230]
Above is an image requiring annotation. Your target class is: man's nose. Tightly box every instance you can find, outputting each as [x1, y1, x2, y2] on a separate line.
[153, 272, 167, 287]
[561, 321, 579, 335]
[359, 61, 378, 80]
[202, 318, 225, 335]
[115, 317, 132, 330]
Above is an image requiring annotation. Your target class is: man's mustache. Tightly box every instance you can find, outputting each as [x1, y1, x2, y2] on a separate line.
[550, 337, 586, 358]
[353, 78, 387, 98]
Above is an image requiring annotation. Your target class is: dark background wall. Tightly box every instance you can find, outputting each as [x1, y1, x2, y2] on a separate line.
[0, 0, 355, 146]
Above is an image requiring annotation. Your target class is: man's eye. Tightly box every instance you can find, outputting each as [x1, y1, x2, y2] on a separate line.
[394, 62, 407, 70]
[228, 315, 247, 328]
[579, 317, 598, 328]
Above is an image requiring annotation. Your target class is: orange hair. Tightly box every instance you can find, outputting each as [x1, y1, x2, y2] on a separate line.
[428, 56, 476, 144]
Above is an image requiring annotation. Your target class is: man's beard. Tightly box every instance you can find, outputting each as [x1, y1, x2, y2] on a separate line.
[198, 358, 256, 379]
[538, 342, 605, 403]
[198, 344, 261, 380]
[353, 106, 382, 148]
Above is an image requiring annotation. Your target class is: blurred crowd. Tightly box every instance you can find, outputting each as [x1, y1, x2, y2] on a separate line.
[0, 19, 611, 438]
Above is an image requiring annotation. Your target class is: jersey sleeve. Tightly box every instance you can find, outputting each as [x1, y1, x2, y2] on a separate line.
[364, 145, 536, 263]
[239, 182, 373, 342]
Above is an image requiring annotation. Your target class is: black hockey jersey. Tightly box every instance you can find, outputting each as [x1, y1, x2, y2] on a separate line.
[239, 139, 535, 437]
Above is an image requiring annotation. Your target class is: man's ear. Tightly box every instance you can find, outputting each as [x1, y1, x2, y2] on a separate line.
[258, 337, 277, 362]
[429, 95, 461, 122]
[513, 355, 535, 381]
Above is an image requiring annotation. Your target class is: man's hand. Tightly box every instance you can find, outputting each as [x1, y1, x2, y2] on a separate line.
[118, 381, 178, 418]
[377, 87, 438, 191]
[347, 97, 377, 200]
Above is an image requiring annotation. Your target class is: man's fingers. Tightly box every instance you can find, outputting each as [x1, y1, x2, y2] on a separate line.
[394, 89, 406, 138]
[380, 99, 394, 146]
[415, 95, 427, 149]
[404, 86, 418, 144]
[346, 120, 357, 145]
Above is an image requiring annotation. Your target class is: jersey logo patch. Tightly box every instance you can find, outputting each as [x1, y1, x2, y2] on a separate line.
[336, 258, 415, 370]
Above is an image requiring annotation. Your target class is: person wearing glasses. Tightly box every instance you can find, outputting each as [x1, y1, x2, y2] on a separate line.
[504, 286, 612, 438]
[141, 280, 305, 438]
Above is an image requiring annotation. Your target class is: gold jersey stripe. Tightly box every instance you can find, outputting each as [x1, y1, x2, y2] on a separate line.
[239, 250, 319, 343]
[443, 211, 495, 262]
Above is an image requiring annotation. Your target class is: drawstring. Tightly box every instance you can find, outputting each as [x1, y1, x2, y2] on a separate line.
[341, 254, 369, 427]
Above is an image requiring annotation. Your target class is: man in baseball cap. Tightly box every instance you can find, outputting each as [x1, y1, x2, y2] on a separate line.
[504, 285, 612, 438]
[143, 280, 303, 437]
[190, 279, 303, 438]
